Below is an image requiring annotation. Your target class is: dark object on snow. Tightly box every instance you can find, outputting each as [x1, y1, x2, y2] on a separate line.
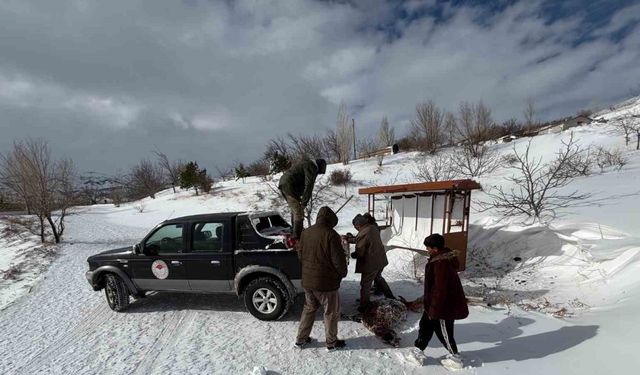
[85, 211, 300, 321]
[359, 298, 408, 347]
[513, 256, 522, 262]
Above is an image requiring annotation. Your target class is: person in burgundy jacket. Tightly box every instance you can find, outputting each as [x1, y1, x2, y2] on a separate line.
[414, 233, 469, 370]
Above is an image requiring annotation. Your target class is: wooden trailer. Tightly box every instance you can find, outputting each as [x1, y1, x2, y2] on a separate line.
[358, 179, 481, 271]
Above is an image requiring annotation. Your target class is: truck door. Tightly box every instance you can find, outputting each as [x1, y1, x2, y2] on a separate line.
[130, 223, 190, 291]
[183, 220, 234, 292]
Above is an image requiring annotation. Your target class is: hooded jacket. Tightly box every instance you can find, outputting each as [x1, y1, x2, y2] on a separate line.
[423, 248, 469, 320]
[297, 207, 348, 291]
[278, 158, 318, 206]
[354, 223, 389, 274]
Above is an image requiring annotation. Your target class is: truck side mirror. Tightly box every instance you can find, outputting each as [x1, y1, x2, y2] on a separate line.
[133, 243, 141, 254]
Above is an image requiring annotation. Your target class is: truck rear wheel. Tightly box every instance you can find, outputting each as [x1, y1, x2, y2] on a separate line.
[243, 277, 290, 321]
[104, 273, 130, 312]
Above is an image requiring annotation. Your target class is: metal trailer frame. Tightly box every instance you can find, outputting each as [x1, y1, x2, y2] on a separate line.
[359, 179, 481, 271]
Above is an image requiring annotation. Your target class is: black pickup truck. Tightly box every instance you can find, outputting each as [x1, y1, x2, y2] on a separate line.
[85, 211, 302, 320]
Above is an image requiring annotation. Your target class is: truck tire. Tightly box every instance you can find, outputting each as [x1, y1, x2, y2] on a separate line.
[104, 273, 130, 312]
[243, 277, 290, 321]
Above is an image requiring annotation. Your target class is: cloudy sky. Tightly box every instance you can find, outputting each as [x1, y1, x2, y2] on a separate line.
[1, 0, 639, 174]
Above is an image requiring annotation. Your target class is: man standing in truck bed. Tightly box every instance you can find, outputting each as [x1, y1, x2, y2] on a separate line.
[278, 157, 327, 239]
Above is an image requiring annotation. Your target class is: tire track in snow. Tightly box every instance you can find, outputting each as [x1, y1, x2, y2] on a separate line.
[13, 303, 112, 374]
[131, 309, 196, 375]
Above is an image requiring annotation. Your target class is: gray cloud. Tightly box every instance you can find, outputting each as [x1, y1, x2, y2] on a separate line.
[0, 0, 639, 173]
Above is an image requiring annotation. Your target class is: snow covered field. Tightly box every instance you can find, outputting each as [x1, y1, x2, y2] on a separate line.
[2, 104, 640, 374]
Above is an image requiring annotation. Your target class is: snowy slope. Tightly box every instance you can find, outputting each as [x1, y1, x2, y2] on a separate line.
[2, 103, 640, 374]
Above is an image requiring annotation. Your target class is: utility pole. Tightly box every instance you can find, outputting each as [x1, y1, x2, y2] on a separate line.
[352, 118, 356, 160]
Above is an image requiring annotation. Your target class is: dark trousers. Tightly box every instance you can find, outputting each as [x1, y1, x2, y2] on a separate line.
[360, 269, 394, 309]
[416, 313, 458, 354]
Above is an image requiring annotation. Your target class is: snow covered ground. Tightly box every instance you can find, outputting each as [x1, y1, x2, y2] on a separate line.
[0, 216, 56, 310]
[1, 105, 640, 374]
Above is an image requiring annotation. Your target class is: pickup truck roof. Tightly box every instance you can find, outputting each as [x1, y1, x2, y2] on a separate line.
[163, 212, 246, 224]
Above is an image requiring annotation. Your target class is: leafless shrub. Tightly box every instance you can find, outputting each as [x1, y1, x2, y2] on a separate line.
[135, 202, 146, 213]
[246, 160, 270, 177]
[129, 159, 164, 200]
[154, 149, 185, 193]
[555, 146, 594, 178]
[502, 153, 519, 166]
[287, 133, 326, 160]
[199, 173, 215, 194]
[410, 101, 445, 154]
[2, 264, 23, 280]
[413, 153, 457, 182]
[376, 154, 384, 167]
[479, 133, 591, 222]
[329, 169, 353, 186]
[595, 147, 627, 172]
[452, 145, 500, 177]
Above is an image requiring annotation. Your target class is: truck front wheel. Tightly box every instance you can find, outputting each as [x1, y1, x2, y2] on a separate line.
[104, 273, 130, 312]
[243, 277, 289, 321]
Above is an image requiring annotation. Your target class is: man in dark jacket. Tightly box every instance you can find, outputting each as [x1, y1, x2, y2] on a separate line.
[414, 234, 469, 370]
[278, 158, 327, 239]
[295, 206, 348, 351]
[351, 214, 395, 312]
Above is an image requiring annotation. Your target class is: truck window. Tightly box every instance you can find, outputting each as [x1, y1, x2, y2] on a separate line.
[145, 224, 184, 254]
[192, 222, 224, 252]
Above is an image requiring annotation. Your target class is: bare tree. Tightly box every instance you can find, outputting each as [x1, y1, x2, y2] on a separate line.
[523, 98, 536, 130]
[303, 179, 338, 227]
[479, 133, 591, 222]
[336, 101, 353, 164]
[128, 159, 164, 199]
[378, 116, 395, 146]
[323, 129, 342, 163]
[154, 149, 184, 193]
[411, 101, 444, 154]
[615, 113, 640, 149]
[287, 133, 326, 160]
[458, 101, 494, 157]
[444, 111, 457, 146]
[214, 165, 233, 181]
[413, 153, 457, 182]
[0, 139, 77, 243]
[452, 144, 500, 177]
[595, 146, 627, 172]
[264, 137, 291, 160]
[502, 118, 522, 135]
